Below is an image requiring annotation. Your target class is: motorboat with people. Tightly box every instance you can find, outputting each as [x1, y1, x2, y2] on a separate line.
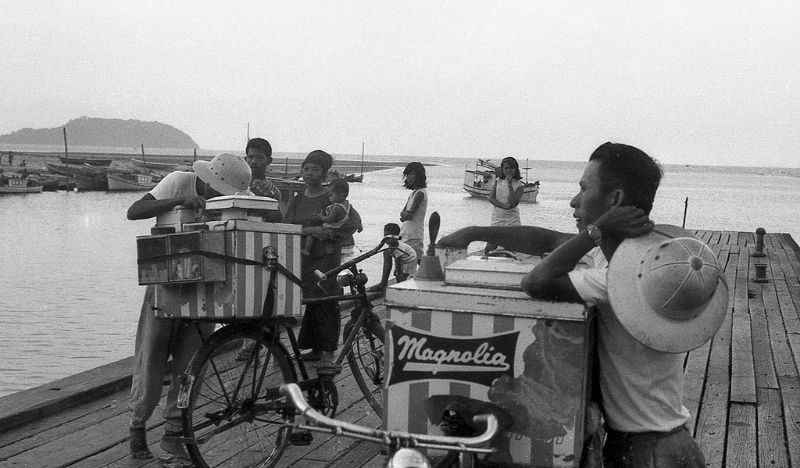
[463, 158, 540, 203]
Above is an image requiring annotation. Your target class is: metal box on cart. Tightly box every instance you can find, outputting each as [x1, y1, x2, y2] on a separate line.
[136, 198, 303, 320]
[384, 257, 595, 468]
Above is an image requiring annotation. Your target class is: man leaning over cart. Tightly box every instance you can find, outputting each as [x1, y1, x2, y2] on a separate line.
[439, 142, 727, 468]
[125, 153, 253, 465]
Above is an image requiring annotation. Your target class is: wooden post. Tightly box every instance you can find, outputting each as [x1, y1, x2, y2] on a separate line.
[361, 142, 365, 179]
[62, 127, 69, 166]
[140, 144, 146, 170]
[193, 148, 197, 162]
[682, 197, 688, 228]
[753, 227, 766, 257]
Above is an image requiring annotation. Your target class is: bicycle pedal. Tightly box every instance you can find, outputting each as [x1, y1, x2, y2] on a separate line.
[316, 364, 342, 376]
[289, 430, 314, 446]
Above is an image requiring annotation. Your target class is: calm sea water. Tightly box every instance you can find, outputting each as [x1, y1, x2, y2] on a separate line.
[1, 154, 798, 397]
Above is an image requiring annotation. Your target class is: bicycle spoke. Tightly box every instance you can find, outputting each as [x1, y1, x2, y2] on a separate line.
[347, 319, 385, 416]
[184, 328, 295, 468]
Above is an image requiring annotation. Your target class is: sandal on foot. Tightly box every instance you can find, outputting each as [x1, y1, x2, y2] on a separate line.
[129, 427, 154, 459]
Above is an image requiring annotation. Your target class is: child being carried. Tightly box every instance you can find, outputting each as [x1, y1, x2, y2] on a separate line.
[302, 178, 352, 258]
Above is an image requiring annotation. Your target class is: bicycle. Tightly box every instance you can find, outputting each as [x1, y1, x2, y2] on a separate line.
[280, 382, 502, 468]
[170, 240, 390, 468]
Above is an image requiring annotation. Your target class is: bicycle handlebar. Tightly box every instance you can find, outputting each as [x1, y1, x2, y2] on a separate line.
[314, 238, 391, 282]
[279, 383, 499, 451]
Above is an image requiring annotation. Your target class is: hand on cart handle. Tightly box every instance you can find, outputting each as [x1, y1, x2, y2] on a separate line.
[279, 383, 500, 452]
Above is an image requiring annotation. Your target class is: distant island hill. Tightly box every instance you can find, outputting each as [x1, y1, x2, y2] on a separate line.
[0, 117, 198, 148]
[0, 117, 414, 173]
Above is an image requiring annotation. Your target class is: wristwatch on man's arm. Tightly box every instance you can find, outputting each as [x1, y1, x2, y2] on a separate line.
[586, 223, 602, 246]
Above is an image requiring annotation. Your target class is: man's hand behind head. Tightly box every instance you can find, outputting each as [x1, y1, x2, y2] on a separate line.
[595, 206, 653, 240]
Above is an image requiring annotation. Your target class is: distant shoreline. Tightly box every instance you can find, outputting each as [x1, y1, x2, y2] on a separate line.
[0, 144, 796, 173]
[0, 147, 440, 174]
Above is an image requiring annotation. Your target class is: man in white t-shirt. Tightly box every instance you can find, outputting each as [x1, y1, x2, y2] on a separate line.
[439, 142, 707, 467]
[126, 153, 251, 464]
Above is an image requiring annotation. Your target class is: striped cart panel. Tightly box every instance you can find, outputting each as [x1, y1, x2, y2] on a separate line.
[154, 227, 302, 319]
[385, 280, 592, 467]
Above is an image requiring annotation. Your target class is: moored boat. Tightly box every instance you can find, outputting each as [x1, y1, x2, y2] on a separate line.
[46, 162, 85, 177]
[463, 158, 540, 203]
[130, 158, 192, 172]
[59, 156, 113, 166]
[0, 176, 43, 194]
[106, 172, 158, 191]
[46, 162, 109, 191]
[38, 172, 75, 191]
[75, 172, 109, 191]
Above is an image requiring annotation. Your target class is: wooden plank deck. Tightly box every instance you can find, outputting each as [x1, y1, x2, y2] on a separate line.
[1, 230, 799, 467]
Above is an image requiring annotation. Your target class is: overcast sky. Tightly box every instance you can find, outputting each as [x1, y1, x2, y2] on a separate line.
[1, 1, 798, 167]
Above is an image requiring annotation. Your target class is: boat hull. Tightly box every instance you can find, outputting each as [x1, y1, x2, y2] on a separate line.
[106, 173, 157, 191]
[59, 156, 112, 166]
[46, 163, 85, 177]
[75, 173, 109, 191]
[0, 186, 43, 194]
[41, 176, 74, 191]
[463, 182, 539, 203]
[130, 158, 191, 171]
[0, 177, 43, 194]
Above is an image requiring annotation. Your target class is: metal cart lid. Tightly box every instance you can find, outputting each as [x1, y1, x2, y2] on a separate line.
[386, 257, 587, 321]
[204, 194, 279, 211]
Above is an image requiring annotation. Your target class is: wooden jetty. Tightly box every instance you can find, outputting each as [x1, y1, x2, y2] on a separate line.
[0, 229, 799, 467]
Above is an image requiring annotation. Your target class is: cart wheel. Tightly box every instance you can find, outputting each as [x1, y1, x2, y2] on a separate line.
[182, 325, 296, 468]
[345, 315, 385, 417]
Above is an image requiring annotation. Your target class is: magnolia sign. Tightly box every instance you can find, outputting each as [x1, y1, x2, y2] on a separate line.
[387, 325, 519, 387]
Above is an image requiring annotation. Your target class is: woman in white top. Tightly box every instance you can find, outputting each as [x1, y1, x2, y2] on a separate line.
[399, 162, 428, 261]
[485, 157, 524, 255]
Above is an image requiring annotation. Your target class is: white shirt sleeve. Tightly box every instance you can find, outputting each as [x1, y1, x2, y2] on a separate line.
[567, 247, 609, 307]
[148, 172, 196, 201]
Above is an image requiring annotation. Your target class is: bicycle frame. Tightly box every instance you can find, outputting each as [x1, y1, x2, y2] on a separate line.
[297, 241, 389, 369]
[280, 383, 499, 457]
[174, 239, 392, 468]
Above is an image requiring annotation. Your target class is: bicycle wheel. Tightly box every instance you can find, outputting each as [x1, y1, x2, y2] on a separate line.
[182, 325, 296, 468]
[345, 314, 385, 416]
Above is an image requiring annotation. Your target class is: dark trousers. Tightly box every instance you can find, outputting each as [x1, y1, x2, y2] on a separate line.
[297, 302, 341, 352]
[603, 426, 706, 468]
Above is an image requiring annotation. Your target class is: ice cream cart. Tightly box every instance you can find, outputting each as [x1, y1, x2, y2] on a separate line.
[384, 256, 595, 467]
[136, 195, 303, 319]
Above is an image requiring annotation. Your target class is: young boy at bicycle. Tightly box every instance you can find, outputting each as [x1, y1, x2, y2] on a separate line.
[367, 222, 417, 292]
[439, 142, 720, 467]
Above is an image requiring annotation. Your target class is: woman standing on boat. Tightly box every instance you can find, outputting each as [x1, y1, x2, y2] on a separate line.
[485, 157, 524, 254]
